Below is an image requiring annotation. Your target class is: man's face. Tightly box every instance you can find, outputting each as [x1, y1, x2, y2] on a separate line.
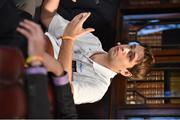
[108, 44, 145, 73]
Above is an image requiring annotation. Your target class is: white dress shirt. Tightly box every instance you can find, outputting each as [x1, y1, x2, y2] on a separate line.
[46, 14, 117, 104]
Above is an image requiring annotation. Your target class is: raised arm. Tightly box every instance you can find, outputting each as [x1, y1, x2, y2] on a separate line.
[58, 12, 94, 89]
[41, 0, 60, 28]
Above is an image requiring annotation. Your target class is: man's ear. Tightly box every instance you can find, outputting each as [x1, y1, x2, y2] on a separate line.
[119, 69, 132, 77]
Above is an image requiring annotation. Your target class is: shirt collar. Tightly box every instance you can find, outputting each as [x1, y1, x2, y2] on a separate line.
[93, 61, 117, 80]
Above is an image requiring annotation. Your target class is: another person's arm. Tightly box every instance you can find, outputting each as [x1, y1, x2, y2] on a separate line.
[17, 19, 51, 118]
[17, 20, 77, 118]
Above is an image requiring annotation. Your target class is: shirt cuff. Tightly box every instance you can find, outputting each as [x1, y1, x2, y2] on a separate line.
[26, 66, 47, 75]
[52, 72, 69, 86]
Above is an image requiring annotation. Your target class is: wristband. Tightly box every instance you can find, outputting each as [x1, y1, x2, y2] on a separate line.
[52, 72, 69, 86]
[59, 35, 75, 41]
[26, 56, 43, 65]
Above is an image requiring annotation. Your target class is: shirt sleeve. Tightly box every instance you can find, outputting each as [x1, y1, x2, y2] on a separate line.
[48, 13, 70, 38]
[26, 66, 47, 75]
[25, 66, 51, 118]
[50, 72, 78, 118]
[72, 77, 109, 104]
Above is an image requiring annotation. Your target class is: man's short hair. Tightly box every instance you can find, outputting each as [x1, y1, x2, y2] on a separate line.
[127, 41, 155, 80]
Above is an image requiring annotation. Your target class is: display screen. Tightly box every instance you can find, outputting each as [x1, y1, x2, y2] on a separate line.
[138, 24, 180, 35]
[128, 117, 180, 120]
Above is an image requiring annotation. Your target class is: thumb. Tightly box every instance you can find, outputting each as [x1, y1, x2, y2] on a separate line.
[75, 28, 95, 39]
[84, 28, 95, 33]
[81, 28, 95, 36]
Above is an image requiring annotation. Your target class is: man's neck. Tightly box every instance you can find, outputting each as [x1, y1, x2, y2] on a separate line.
[90, 52, 111, 70]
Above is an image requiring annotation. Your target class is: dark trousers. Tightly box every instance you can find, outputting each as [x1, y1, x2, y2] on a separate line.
[24, 72, 78, 118]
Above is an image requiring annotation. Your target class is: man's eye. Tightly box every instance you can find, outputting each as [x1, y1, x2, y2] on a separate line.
[130, 44, 136, 49]
[128, 51, 135, 61]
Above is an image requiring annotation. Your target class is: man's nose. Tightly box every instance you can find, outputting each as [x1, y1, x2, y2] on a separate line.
[117, 42, 121, 45]
[122, 47, 130, 54]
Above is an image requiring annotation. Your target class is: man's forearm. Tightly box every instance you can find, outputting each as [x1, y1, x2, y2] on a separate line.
[41, 0, 60, 27]
[58, 40, 74, 83]
[42, 0, 60, 13]
[43, 53, 64, 76]
[57, 12, 93, 93]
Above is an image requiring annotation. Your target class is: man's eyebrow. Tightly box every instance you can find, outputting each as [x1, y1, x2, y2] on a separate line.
[129, 51, 136, 62]
[132, 52, 136, 61]
[130, 44, 136, 49]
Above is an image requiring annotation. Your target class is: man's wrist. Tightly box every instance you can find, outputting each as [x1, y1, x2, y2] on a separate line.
[30, 61, 43, 66]
[52, 71, 69, 86]
[62, 37, 75, 45]
[26, 55, 44, 67]
[54, 69, 65, 77]
[59, 35, 76, 41]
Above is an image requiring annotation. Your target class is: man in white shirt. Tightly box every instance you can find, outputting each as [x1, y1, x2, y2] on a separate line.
[41, 0, 154, 104]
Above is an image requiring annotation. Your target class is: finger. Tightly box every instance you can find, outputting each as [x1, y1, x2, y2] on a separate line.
[77, 12, 91, 26]
[16, 27, 31, 39]
[22, 19, 42, 33]
[70, 12, 86, 25]
[24, 19, 41, 29]
[84, 28, 95, 33]
[18, 21, 35, 34]
[76, 28, 95, 38]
